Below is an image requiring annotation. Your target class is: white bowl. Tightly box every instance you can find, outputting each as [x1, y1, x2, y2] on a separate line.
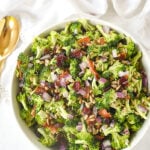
[11, 17, 150, 150]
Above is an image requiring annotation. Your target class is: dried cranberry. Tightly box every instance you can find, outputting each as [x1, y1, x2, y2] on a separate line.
[82, 107, 91, 115]
[71, 50, 84, 58]
[35, 86, 45, 94]
[73, 81, 81, 91]
[56, 53, 66, 67]
[119, 75, 128, 87]
[118, 52, 127, 60]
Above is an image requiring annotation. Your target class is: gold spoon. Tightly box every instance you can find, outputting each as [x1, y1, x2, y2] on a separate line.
[0, 16, 20, 73]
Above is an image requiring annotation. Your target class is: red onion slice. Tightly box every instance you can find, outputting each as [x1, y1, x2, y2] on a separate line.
[79, 61, 87, 71]
[116, 92, 126, 99]
[42, 92, 51, 102]
[77, 89, 86, 97]
[76, 124, 83, 131]
[102, 140, 111, 148]
[99, 77, 107, 84]
[138, 105, 148, 113]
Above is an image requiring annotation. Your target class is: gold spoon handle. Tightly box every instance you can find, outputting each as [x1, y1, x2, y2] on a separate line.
[0, 59, 5, 74]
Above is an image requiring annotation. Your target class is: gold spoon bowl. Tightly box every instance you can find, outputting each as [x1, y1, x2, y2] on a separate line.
[0, 16, 20, 73]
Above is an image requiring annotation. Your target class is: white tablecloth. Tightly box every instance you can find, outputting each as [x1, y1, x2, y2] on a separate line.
[0, 0, 150, 149]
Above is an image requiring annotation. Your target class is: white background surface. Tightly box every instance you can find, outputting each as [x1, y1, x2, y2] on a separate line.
[0, 0, 150, 149]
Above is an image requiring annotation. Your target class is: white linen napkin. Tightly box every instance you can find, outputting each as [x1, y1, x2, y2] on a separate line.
[0, 0, 150, 149]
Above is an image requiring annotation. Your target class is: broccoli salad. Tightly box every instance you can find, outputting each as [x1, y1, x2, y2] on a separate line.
[16, 19, 150, 150]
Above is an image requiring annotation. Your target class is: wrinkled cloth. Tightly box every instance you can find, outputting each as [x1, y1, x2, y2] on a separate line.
[0, 0, 150, 149]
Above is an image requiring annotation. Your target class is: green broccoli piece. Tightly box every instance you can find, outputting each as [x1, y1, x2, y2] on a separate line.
[95, 59, 109, 72]
[127, 78, 142, 95]
[102, 123, 121, 136]
[48, 30, 59, 47]
[20, 109, 34, 127]
[67, 90, 80, 110]
[132, 99, 148, 119]
[82, 69, 93, 80]
[64, 119, 99, 150]
[39, 66, 51, 82]
[17, 93, 29, 111]
[37, 127, 57, 147]
[131, 50, 142, 67]
[75, 120, 99, 150]
[17, 53, 29, 75]
[108, 61, 125, 79]
[111, 132, 129, 150]
[30, 94, 44, 112]
[130, 123, 142, 132]
[23, 69, 37, 86]
[69, 59, 79, 78]
[31, 37, 50, 58]
[95, 89, 116, 109]
[96, 25, 124, 46]
[86, 30, 101, 41]
[92, 78, 102, 96]
[127, 113, 140, 125]
[69, 22, 83, 35]
[18, 53, 29, 66]
[44, 100, 71, 120]
[113, 100, 133, 123]
[125, 37, 136, 57]
[114, 110, 126, 123]
[78, 19, 95, 31]
[35, 110, 48, 125]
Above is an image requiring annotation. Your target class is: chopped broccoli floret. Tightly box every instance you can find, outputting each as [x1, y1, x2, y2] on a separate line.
[111, 132, 129, 150]
[108, 61, 125, 79]
[69, 59, 79, 78]
[96, 24, 124, 46]
[69, 22, 83, 35]
[32, 37, 50, 58]
[78, 19, 95, 31]
[30, 94, 44, 112]
[35, 110, 48, 125]
[95, 89, 117, 109]
[102, 123, 121, 136]
[38, 127, 57, 147]
[17, 93, 29, 111]
[20, 109, 34, 127]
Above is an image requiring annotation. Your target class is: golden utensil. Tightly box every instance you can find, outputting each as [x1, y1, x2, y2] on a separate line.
[0, 16, 20, 74]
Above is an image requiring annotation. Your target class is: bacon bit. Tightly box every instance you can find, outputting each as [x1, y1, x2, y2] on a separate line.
[95, 135, 104, 140]
[73, 81, 81, 91]
[87, 59, 100, 79]
[118, 52, 127, 60]
[96, 37, 106, 45]
[71, 50, 85, 58]
[59, 71, 69, 79]
[56, 53, 66, 67]
[44, 123, 59, 134]
[35, 86, 46, 94]
[31, 105, 36, 117]
[82, 107, 92, 115]
[56, 71, 72, 87]
[78, 37, 90, 46]
[48, 125, 59, 134]
[119, 75, 128, 87]
[98, 109, 112, 118]
[126, 94, 130, 100]
[43, 48, 50, 55]
[77, 86, 90, 98]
